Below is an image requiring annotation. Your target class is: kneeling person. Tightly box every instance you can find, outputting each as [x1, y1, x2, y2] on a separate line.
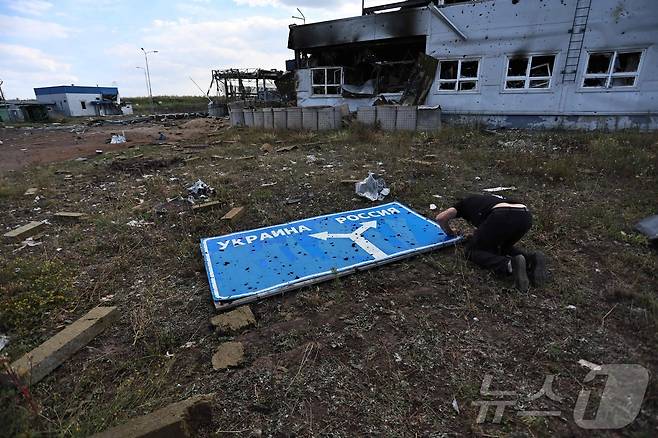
[435, 194, 546, 291]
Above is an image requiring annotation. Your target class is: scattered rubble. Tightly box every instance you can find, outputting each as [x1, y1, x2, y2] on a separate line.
[212, 341, 245, 370]
[221, 206, 245, 222]
[210, 306, 256, 334]
[187, 179, 215, 202]
[192, 200, 221, 212]
[90, 394, 213, 438]
[11, 306, 118, 384]
[53, 212, 87, 222]
[3, 220, 46, 242]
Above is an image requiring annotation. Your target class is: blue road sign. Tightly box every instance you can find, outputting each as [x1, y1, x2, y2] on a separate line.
[200, 202, 461, 307]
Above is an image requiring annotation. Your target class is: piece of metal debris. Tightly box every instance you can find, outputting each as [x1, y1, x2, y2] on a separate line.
[187, 179, 215, 202]
[355, 172, 390, 201]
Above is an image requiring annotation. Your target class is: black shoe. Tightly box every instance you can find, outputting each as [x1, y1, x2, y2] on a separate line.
[511, 255, 529, 292]
[527, 252, 547, 287]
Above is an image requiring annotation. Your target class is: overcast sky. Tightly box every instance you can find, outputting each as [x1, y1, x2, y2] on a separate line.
[0, 0, 391, 99]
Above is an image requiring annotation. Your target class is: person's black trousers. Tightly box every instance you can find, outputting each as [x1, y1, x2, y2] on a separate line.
[465, 207, 532, 275]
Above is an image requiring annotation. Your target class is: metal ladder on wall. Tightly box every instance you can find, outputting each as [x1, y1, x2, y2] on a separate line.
[562, 0, 592, 83]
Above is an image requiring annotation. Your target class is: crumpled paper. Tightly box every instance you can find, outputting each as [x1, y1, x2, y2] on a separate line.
[355, 172, 390, 201]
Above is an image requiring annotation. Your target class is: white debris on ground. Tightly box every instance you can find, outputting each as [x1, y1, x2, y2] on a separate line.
[355, 172, 390, 201]
[483, 186, 517, 192]
[126, 219, 154, 228]
[110, 134, 126, 144]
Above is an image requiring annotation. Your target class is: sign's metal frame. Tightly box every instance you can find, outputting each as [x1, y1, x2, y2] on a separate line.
[201, 202, 462, 310]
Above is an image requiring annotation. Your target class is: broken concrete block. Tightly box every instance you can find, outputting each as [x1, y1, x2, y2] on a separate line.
[3, 221, 46, 242]
[210, 306, 255, 334]
[192, 201, 221, 212]
[11, 306, 118, 384]
[221, 207, 244, 222]
[24, 188, 38, 196]
[90, 394, 213, 438]
[211, 342, 244, 370]
[53, 212, 87, 222]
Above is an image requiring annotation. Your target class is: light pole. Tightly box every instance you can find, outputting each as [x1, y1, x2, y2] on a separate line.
[135, 67, 149, 108]
[140, 47, 158, 114]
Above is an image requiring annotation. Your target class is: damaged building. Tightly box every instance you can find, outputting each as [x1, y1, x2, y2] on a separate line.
[34, 85, 125, 117]
[288, 0, 658, 130]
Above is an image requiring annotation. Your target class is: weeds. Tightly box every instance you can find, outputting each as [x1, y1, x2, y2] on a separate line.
[0, 258, 74, 336]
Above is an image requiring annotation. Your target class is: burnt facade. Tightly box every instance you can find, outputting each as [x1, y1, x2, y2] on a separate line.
[287, 0, 658, 130]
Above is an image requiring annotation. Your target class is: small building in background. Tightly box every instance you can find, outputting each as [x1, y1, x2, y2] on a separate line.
[34, 85, 122, 117]
[0, 100, 52, 122]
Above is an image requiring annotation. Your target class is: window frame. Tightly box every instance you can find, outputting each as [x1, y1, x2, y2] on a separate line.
[436, 58, 481, 93]
[310, 67, 343, 97]
[580, 49, 645, 91]
[502, 53, 557, 92]
[80, 101, 86, 110]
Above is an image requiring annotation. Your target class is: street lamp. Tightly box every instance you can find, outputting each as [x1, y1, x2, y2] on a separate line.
[140, 47, 158, 114]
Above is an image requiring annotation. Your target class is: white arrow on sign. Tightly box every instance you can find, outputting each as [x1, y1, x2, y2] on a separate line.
[309, 220, 388, 260]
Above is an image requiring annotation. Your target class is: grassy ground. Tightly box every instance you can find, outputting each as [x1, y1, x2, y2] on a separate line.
[126, 95, 212, 115]
[0, 121, 656, 436]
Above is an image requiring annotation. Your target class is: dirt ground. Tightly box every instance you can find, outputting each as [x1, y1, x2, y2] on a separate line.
[0, 118, 211, 173]
[0, 118, 656, 437]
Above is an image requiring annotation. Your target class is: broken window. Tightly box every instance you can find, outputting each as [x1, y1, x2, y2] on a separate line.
[438, 59, 479, 91]
[311, 67, 342, 96]
[504, 54, 555, 90]
[582, 50, 642, 88]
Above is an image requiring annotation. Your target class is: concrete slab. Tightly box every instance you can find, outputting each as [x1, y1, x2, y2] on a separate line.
[53, 212, 87, 222]
[221, 207, 244, 222]
[211, 342, 244, 370]
[3, 221, 46, 242]
[210, 306, 255, 334]
[192, 201, 221, 212]
[11, 306, 118, 384]
[90, 394, 213, 438]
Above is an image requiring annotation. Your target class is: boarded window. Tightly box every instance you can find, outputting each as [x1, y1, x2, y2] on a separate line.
[583, 51, 642, 88]
[438, 59, 479, 91]
[504, 54, 555, 90]
[311, 67, 342, 96]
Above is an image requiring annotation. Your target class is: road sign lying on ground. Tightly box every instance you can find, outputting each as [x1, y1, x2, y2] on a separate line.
[200, 201, 461, 309]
